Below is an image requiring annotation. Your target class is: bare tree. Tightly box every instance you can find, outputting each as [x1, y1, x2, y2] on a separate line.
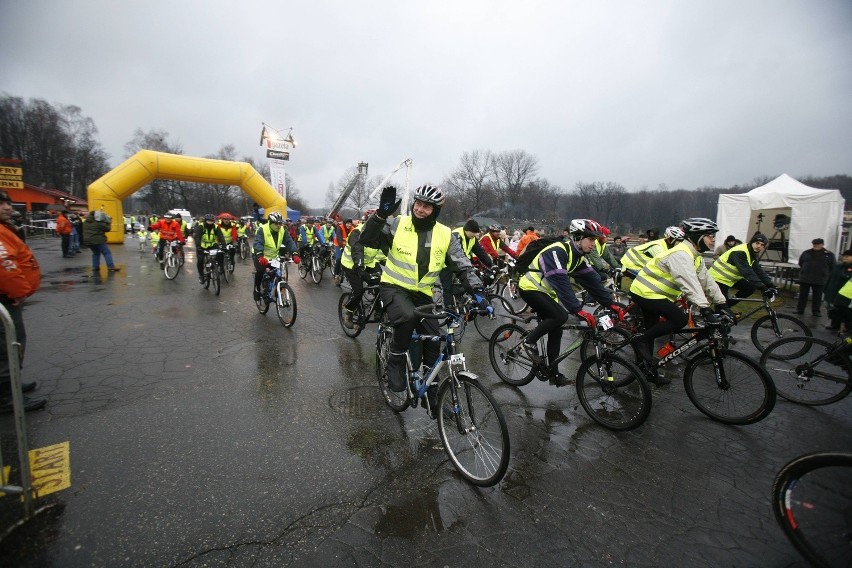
[443, 150, 496, 218]
[492, 149, 539, 212]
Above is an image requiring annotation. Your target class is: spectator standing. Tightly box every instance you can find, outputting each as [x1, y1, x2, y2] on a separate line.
[610, 236, 627, 261]
[824, 249, 852, 332]
[516, 226, 539, 255]
[0, 190, 46, 413]
[56, 210, 73, 257]
[796, 238, 835, 316]
[69, 213, 83, 253]
[714, 235, 740, 259]
[83, 210, 120, 272]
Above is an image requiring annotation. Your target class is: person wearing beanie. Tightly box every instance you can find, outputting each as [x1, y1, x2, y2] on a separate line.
[708, 232, 776, 306]
[714, 234, 740, 259]
[824, 249, 852, 332]
[359, 185, 486, 404]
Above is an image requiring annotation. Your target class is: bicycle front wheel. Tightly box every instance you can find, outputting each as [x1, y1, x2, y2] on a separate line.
[579, 324, 632, 363]
[275, 282, 297, 327]
[474, 294, 513, 340]
[684, 349, 776, 424]
[221, 259, 231, 284]
[311, 255, 323, 284]
[760, 336, 852, 406]
[772, 452, 852, 568]
[376, 321, 409, 411]
[337, 293, 362, 338]
[575, 353, 651, 431]
[164, 254, 180, 280]
[239, 240, 248, 260]
[488, 324, 535, 386]
[298, 260, 309, 279]
[751, 313, 811, 352]
[501, 279, 528, 314]
[437, 372, 510, 487]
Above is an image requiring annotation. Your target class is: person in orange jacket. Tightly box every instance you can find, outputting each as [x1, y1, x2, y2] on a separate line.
[149, 213, 185, 268]
[0, 190, 46, 413]
[56, 211, 73, 257]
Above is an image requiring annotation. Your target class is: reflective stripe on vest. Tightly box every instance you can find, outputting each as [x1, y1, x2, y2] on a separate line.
[453, 227, 476, 258]
[380, 217, 451, 293]
[631, 241, 701, 301]
[518, 241, 583, 302]
[218, 224, 234, 244]
[708, 243, 752, 286]
[261, 226, 286, 259]
[621, 238, 666, 271]
[199, 226, 219, 248]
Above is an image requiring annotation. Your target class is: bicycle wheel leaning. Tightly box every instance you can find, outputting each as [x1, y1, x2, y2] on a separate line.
[164, 252, 180, 280]
[437, 371, 510, 487]
[376, 319, 409, 411]
[575, 352, 651, 431]
[771, 452, 852, 568]
[488, 324, 536, 386]
[337, 293, 363, 338]
[750, 313, 811, 352]
[275, 281, 297, 327]
[759, 336, 852, 406]
[683, 349, 776, 424]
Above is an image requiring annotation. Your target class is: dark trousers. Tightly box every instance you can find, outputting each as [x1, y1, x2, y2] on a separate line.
[630, 293, 689, 343]
[378, 285, 440, 366]
[197, 248, 223, 277]
[61, 234, 70, 256]
[343, 265, 380, 311]
[797, 283, 824, 314]
[0, 302, 26, 398]
[718, 281, 758, 307]
[519, 289, 570, 365]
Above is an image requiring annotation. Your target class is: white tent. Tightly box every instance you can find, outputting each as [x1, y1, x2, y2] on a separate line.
[716, 174, 844, 262]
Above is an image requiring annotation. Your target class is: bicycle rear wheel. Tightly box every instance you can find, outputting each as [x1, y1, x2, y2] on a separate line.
[488, 324, 536, 386]
[751, 313, 811, 352]
[164, 253, 180, 280]
[376, 320, 409, 411]
[684, 349, 776, 424]
[759, 336, 852, 406]
[337, 293, 362, 338]
[275, 282, 297, 327]
[474, 294, 513, 340]
[772, 452, 852, 568]
[437, 372, 510, 487]
[575, 353, 651, 431]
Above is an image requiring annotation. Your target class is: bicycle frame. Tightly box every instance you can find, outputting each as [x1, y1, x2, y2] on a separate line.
[406, 313, 467, 401]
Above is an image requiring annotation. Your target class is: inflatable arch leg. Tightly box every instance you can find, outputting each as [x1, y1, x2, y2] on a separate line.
[86, 150, 287, 244]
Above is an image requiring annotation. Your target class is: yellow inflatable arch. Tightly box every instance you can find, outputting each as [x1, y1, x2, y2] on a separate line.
[87, 150, 287, 244]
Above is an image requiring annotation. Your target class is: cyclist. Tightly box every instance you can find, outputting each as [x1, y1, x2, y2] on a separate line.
[628, 218, 733, 374]
[333, 218, 355, 286]
[195, 214, 225, 284]
[440, 219, 493, 311]
[479, 223, 517, 264]
[620, 226, 685, 277]
[359, 185, 488, 394]
[297, 218, 326, 259]
[217, 216, 238, 269]
[340, 219, 386, 329]
[517, 219, 625, 387]
[253, 212, 299, 300]
[708, 232, 776, 306]
[149, 212, 185, 268]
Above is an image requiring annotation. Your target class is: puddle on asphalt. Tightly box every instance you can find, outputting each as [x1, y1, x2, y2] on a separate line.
[374, 486, 460, 536]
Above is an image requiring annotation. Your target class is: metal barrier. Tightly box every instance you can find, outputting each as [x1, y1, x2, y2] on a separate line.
[0, 303, 34, 519]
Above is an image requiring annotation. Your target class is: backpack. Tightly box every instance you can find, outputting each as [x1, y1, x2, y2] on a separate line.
[514, 236, 566, 275]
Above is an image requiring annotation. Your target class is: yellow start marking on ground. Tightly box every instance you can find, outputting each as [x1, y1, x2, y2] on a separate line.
[0, 441, 71, 498]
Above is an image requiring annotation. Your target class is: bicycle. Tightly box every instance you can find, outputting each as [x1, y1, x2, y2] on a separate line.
[297, 245, 324, 284]
[200, 248, 222, 296]
[221, 243, 236, 283]
[237, 235, 251, 262]
[162, 241, 183, 280]
[255, 254, 297, 328]
[771, 452, 852, 568]
[488, 313, 651, 431]
[759, 334, 852, 406]
[375, 303, 510, 486]
[337, 271, 383, 338]
[727, 290, 811, 352]
[616, 316, 777, 425]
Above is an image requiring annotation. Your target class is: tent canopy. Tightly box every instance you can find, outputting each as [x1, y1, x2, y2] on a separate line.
[717, 174, 844, 262]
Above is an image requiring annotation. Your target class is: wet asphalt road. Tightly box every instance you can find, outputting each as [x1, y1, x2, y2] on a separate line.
[1, 236, 850, 567]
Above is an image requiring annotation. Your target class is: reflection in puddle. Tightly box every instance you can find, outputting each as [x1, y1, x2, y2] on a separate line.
[375, 486, 461, 537]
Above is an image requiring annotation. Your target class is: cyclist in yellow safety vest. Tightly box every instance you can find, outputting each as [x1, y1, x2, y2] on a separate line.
[194, 214, 225, 284]
[518, 219, 625, 387]
[340, 222, 387, 329]
[620, 226, 685, 276]
[708, 233, 776, 306]
[217, 218, 238, 268]
[358, 185, 486, 397]
[629, 217, 733, 381]
[439, 219, 493, 312]
[252, 212, 299, 300]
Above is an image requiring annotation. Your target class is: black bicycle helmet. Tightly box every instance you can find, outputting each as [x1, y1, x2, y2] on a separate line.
[487, 223, 502, 232]
[203, 214, 215, 222]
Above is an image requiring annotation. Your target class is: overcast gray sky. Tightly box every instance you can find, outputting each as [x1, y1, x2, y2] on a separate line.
[1, 0, 850, 207]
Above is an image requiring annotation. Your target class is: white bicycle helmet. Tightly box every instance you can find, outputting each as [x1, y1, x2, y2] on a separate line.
[664, 226, 685, 241]
[569, 218, 604, 240]
[412, 184, 445, 207]
[267, 212, 284, 224]
[680, 217, 719, 237]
